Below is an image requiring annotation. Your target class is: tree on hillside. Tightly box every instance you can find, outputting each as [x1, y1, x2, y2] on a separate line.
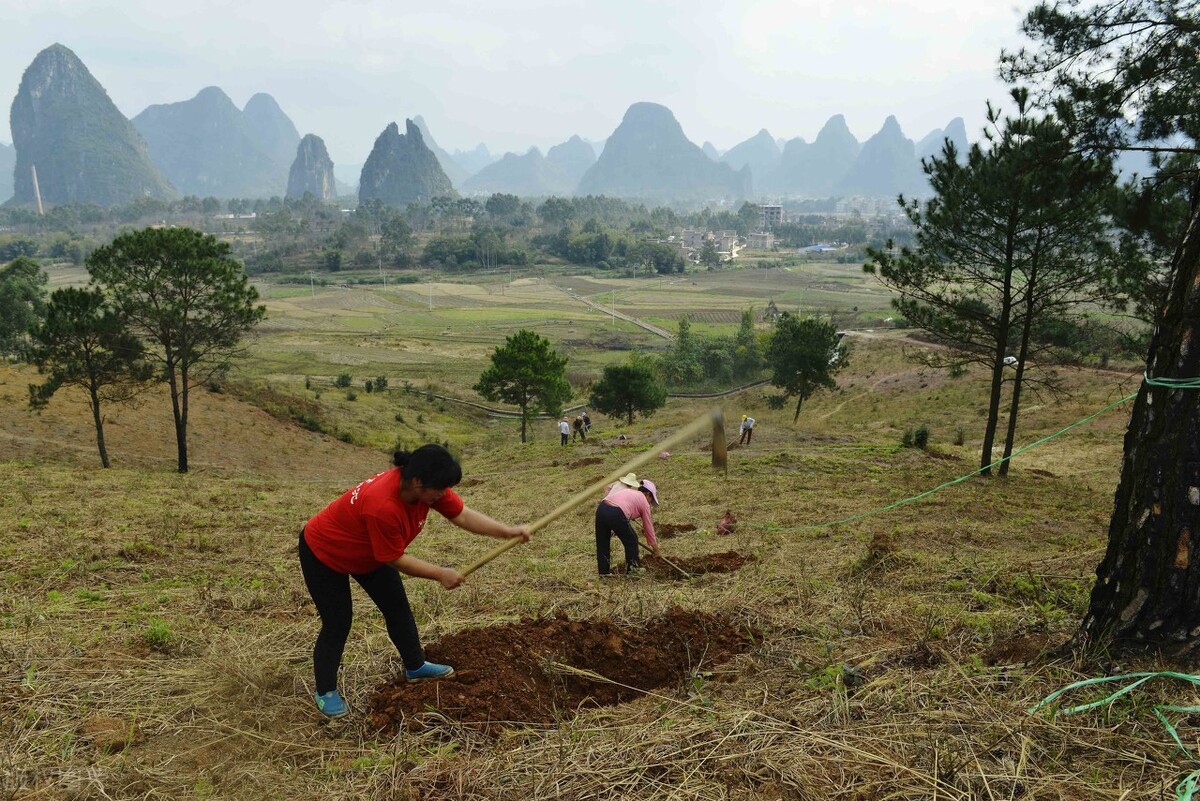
[630, 241, 685, 275]
[0, 256, 48, 358]
[485, 193, 521, 220]
[657, 316, 704, 387]
[765, 312, 846, 422]
[699, 239, 721, 268]
[589, 356, 667, 425]
[27, 287, 153, 468]
[87, 227, 265, 473]
[732, 308, 764, 381]
[1003, 0, 1200, 649]
[380, 215, 415, 267]
[865, 93, 1125, 476]
[474, 329, 571, 443]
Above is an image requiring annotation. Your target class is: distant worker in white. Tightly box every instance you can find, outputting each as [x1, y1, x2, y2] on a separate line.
[738, 415, 756, 445]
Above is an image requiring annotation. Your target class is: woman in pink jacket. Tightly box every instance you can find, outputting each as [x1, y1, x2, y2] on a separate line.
[595, 473, 660, 575]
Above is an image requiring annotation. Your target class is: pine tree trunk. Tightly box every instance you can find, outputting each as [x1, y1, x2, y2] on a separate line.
[89, 385, 110, 469]
[1081, 189, 1200, 646]
[168, 362, 188, 473]
[1000, 256, 1039, 478]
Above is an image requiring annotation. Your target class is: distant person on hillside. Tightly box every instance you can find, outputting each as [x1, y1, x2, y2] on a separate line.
[559, 417, 571, 446]
[572, 415, 586, 442]
[298, 445, 529, 718]
[582, 411, 591, 434]
[739, 415, 756, 445]
[595, 472, 660, 576]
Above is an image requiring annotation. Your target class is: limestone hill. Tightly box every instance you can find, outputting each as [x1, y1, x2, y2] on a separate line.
[8, 43, 176, 207]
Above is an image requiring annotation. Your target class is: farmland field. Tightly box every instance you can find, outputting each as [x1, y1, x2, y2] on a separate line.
[0, 261, 1180, 799]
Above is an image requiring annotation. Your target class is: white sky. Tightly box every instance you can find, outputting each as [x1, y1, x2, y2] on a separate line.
[0, 0, 1033, 165]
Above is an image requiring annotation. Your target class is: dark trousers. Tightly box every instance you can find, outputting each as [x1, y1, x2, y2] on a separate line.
[561, 432, 569, 445]
[594, 501, 639, 575]
[299, 530, 424, 694]
[739, 427, 753, 444]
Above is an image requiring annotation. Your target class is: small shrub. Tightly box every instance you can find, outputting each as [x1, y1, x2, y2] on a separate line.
[335, 373, 352, 388]
[954, 426, 965, 446]
[346, 390, 358, 401]
[901, 428, 914, 448]
[304, 376, 312, 390]
[374, 375, 388, 391]
[914, 425, 930, 449]
[364, 380, 374, 393]
[394, 412, 405, 423]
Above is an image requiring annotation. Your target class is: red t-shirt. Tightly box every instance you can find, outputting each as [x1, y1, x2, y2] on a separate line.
[304, 468, 464, 574]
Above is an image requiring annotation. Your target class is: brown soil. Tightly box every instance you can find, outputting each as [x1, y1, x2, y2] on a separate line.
[367, 608, 755, 733]
[570, 456, 604, 467]
[639, 551, 755, 579]
[656, 522, 697, 538]
[981, 632, 1052, 666]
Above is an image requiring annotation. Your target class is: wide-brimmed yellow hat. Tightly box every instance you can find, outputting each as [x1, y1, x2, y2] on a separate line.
[617, 473, 640, 488]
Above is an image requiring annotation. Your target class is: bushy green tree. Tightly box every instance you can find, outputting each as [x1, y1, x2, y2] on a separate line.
[658, 316, 704, 386]
[765, 313, 846, 422]
[87, 227, 265, 473]
[866, 93, 1125, 475]
[590, 356, 667, 424]
[732, 308, 763, 380]
[474, 329, 571, 442]
[27, 287, 152, 468]
[0, 256, 48, 358]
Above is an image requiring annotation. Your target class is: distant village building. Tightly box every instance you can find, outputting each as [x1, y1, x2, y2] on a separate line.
[678, 228, 741, 262]
[746, 231, 775, 249]
[759, 204, 783, 230]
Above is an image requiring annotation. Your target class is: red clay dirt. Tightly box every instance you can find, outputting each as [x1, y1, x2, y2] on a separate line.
[368, 608, 755, 733]
[637, 551, 756, 580]
[655, 522, 697, 538]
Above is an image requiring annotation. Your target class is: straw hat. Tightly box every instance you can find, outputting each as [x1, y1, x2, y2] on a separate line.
[617, 473, 640, 488]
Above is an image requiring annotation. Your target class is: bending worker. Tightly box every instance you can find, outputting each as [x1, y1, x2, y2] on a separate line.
[594, 472, 660, 576]
[299, 444, 529, 718]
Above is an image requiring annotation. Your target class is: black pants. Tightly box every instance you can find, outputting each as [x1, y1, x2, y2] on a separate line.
[594, 501, 639, 575]
[299, 530, 424, 694]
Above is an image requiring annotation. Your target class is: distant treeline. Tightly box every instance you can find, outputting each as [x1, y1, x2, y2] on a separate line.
[0, 192, 916, 276]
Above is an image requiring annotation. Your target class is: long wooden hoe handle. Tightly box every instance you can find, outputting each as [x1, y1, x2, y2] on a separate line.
[459, 408, 723, 577]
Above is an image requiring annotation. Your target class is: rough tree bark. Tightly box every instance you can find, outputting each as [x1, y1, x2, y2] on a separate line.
[1082, 185, 1200, 646]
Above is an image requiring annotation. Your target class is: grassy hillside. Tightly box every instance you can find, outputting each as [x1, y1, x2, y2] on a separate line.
[0, 274, 1180, 799]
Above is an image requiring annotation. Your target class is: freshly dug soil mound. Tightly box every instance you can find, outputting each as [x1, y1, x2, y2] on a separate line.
[639, 551, 755, 579]
[368, 608, 755, 732]
[656, 522, 697, 538]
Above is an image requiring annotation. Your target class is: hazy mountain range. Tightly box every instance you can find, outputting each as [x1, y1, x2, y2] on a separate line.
[4, 42, 986, 208]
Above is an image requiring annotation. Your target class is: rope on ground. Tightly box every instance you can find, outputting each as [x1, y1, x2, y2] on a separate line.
[1030, 671, 1200, 801]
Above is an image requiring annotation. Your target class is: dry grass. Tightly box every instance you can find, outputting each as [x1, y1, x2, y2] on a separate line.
[0, 331, 1186, 800]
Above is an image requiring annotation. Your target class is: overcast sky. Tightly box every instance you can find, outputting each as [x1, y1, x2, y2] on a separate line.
[1, 0, 1033, 165]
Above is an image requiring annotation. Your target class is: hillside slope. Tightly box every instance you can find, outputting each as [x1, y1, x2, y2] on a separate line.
[0, 363, 380, 481]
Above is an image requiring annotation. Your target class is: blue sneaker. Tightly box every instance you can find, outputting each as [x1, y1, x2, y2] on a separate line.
[405, 662, 455, 682]
[314, 689, 349, 718]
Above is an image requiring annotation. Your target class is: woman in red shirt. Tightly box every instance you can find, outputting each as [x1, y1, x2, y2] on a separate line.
[299, 444, 529, 718]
